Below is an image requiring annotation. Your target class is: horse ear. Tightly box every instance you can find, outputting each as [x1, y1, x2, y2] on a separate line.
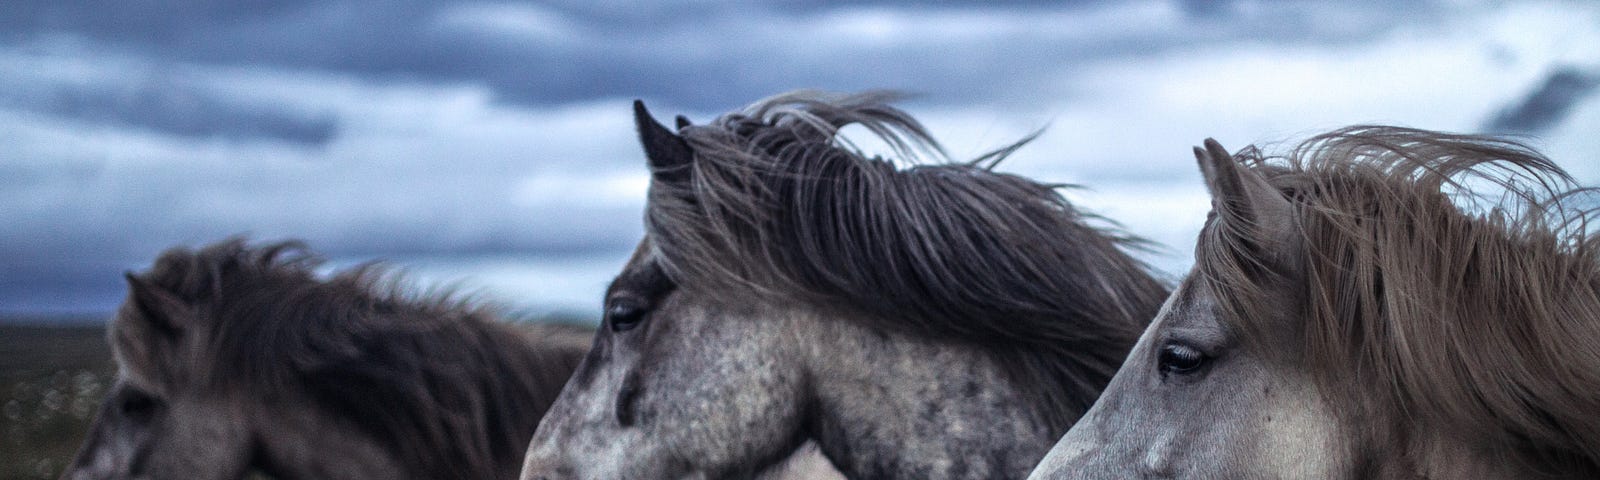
[633, 100, 693, 183]
[674, 115, 692, 130]
[1194, 139, 1296, 257]
[123, 272, 189, 333]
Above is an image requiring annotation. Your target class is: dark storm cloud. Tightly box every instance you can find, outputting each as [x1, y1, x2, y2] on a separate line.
[1484, 66, 1600, 134]
[0, 66, 338, 145]
[1, 0, 1446, 111]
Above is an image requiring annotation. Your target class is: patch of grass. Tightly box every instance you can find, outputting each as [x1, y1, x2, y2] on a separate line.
[0, 314, 594, 478]
[1, 324, 115, 480]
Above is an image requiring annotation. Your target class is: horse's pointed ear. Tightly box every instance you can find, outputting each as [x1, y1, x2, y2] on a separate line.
[633, 100, 692, 182]
[123, 272, 188, 333]
[674, 115, 692, 130]
[1196, 139, 1245, 205]
[1195, 139, 1296, 258]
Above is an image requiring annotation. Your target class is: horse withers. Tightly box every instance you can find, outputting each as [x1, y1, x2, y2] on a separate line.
[521, 91, 1170, 479]
[58, 239, 590, 480]
[1031, 127, 1600, 479]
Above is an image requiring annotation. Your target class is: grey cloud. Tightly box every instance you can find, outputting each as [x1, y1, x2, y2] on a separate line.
[1484, 66, 1600, 134]
[2, 0, 1447, 111]
[10, 74, 337, 146]
[0, 49, 340, 145]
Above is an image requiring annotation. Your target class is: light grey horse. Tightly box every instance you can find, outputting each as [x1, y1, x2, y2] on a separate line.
[59, 239, 591, 480]
[1031, 127, 1600, 479]
[521, 91, 1170, 479]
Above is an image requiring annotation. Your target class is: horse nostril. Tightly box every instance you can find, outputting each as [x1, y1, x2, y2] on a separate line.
[615, 372, 642, 427]
[615, 384, 638, 427]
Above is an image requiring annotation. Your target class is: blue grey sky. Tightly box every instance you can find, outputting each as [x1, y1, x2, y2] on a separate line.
[4, 0, 1599, 318]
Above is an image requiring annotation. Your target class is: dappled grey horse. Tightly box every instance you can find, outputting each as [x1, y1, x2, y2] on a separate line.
[1031, 127, 1600, 478]
[59, 239, 592, 480]
[521, 91, 1170, 479]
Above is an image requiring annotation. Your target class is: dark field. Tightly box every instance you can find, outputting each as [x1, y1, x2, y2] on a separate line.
[0, 314, 594, 479]
[1, 322, 114, 479]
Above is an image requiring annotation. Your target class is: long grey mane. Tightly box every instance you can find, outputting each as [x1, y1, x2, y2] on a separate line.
[645, 91, 1171, 427]
[128, 239, 585, 480]
[1197, 127, 1600, 474]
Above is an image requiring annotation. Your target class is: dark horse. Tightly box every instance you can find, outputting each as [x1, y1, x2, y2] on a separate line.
[522, 91, 1170, 479]
[1033, 127, 1600, 478]
[59, 239, 591, 480]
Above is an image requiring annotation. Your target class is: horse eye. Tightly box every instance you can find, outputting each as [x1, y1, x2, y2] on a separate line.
[1158, 343, 1208, 376]
[120, 391, 162, 418]
[606, 300, 648, 332]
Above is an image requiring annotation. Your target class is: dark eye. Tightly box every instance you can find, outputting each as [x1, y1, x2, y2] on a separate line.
[119, 390, 162, 419]
[606, 299, 648, 332]
[1158, 343, 1208, 376]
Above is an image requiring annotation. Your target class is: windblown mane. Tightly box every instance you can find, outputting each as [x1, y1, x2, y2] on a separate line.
[125, 239, 587, 480]
[645, 91, 1170, 428]
[1197, 126, 1600, 472]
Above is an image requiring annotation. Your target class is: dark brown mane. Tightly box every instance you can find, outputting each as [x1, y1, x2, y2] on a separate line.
[126, 239, 586, 480]
[645, 91, 1171, 428]
[1197, 126, 1600, 473]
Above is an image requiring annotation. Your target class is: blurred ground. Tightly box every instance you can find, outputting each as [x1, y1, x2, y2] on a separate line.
[0, 315, 594, 480]
[0, 322, 113, 480]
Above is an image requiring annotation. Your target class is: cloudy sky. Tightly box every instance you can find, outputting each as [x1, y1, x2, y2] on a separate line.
[3, 0, 1598, 320]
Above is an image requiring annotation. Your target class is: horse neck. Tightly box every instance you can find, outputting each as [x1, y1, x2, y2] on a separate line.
[262, 319, 569, 480]
[254, 402, 409, 480]
[465, 320, 591, 478]
[796, 312, 1060, 480]
[1377, 428, 1598, 479]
